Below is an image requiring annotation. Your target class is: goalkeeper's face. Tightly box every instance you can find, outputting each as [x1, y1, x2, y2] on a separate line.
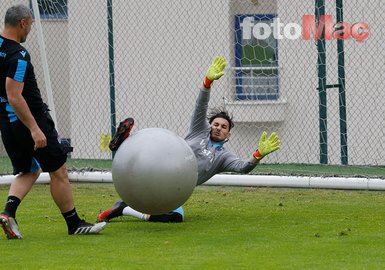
[210, 117, 230, 142]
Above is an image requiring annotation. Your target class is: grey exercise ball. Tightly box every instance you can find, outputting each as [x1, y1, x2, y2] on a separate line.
[112, 128, 198, 214]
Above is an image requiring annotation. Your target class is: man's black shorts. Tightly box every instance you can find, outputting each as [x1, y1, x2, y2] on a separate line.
[0, 112, 67, 174]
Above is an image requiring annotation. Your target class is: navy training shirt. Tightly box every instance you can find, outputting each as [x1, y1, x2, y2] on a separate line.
[0, 35, 47, 124]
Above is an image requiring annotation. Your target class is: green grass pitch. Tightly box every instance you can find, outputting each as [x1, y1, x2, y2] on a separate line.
[1, 183, 385, 269]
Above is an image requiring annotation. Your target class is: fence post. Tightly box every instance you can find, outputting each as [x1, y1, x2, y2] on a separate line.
[336, 0, 348, 165]
[107, 0, 116, 157]
[316, 0, 328, 164]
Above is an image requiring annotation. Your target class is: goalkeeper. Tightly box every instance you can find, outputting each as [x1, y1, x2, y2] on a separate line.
[98, 56, 281, 223]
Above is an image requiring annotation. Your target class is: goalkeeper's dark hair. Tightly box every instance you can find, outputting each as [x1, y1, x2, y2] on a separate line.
[208, 107, 234, 131]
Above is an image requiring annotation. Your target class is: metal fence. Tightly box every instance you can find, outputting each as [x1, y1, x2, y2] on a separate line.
[0, 0, 384, 168]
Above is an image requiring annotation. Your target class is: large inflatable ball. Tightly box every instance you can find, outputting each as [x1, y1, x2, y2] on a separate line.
[112, 128, 198, 214]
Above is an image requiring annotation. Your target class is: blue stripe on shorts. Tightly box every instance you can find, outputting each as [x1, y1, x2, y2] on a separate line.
[30, 158, 41, 173]
[5, 103, 17, 122]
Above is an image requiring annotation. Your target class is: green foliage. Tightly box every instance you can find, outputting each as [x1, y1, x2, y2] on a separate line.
[1, 156, 385, 178]
[253, 163, 385, 178]
[0, 156, 113, 175]
[0, 184, 385, 269]
[242, 44, 276, 66]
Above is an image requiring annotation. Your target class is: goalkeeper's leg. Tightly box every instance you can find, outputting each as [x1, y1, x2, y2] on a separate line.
[97, 200, 128, 222]
[121, 206, 184, 223]
[109, 117, 134, 151]
[148, 207, 184, 223]
[98, 202, 184, 223]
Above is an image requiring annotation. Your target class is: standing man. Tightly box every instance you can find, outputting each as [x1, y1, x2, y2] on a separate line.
[97, 56, 281, 223]
[0, 4, 106, 239]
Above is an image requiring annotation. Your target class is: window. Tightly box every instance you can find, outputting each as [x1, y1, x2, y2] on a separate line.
[234, 14, 279, 100]
[30, 0, 68, 20]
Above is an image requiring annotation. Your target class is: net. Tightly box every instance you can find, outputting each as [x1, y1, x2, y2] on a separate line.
[0, 0, 383, 172]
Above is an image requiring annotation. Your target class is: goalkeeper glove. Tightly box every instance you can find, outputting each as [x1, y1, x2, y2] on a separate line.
[203, 56, 227, 88]
[253, 131, 281, 160]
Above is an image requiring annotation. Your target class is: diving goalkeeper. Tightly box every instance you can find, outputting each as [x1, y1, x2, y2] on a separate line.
[98, 56, 281, 223]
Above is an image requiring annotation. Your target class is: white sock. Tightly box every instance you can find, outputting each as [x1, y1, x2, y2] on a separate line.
[122, 206, 150, 221]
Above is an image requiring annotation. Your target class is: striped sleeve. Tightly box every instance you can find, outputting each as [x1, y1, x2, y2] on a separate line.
[13, 59, 28, 82]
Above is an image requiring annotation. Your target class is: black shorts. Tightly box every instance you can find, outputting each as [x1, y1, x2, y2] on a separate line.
[0, 112, 67, 174]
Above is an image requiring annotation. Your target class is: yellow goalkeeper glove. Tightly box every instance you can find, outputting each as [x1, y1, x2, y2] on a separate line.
[203, 56, 227, 88]
[253, 131, 281, 160]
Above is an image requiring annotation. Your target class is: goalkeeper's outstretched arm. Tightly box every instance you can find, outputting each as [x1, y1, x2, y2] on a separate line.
[221, 132, 281, 174]
[250, 131, 281, 164]
[203, 56, 227, 89]
[188, 56, 228, 134]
